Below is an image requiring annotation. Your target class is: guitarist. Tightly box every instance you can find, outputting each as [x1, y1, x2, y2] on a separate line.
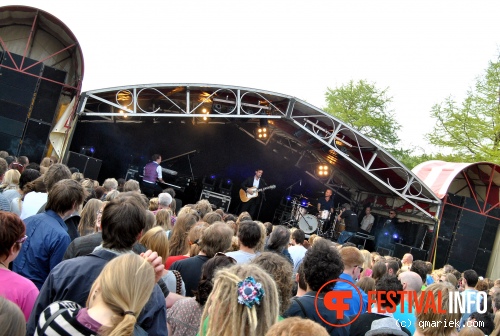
[240, 169, 267, 219]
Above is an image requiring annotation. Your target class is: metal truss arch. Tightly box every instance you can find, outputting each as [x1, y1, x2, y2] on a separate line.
[77, 83, 441, 221]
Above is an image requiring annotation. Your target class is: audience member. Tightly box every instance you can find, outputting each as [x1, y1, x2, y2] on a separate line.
[283, 239, 349, 335]
[350, 274, 411, 336]
[265, 225, 293, 264]
[288, 229, 307, 272]
[414, 283, 461, 336]
[0, 296, 26, 336]
[77, 198, 103, 236]
[140, 226, 185, 296]
[460, 270, 483, 328]
[198, 263, 280, 336]
[252, 252, 294, 315]
[21, 163, 72, 219]
[226, 220, 262, 264]
[13, 179, 85, 289]
[170, 222, 233, 297]
[265, 316, 329, 336]
[36, 253, 155, 336]
[167, 255, 236, 336]
[335, 246, 369, 317]
[393, 270, 423, 334]
[26, 195, 167, 336]
[9, 169, 41, 216]
[0, 212, 39, 321]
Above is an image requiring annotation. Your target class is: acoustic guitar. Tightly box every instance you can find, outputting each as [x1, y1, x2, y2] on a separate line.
[239, 185, 276, 202]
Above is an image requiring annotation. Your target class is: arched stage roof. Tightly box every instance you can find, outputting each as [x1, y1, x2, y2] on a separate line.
[76, 84, 441, 222]
[0, 6, 84, 92]
[413, 160, 500, 219]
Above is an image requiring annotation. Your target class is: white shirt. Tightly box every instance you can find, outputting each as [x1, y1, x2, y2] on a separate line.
[360, 214, 375, 232]
[20, 192, 48, 220]
[288, 245, 307, 272]
[253, 177, 260, 188]
[226, 250, 258, 264]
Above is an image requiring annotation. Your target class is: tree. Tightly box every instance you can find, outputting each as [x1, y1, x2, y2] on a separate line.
[427, 57, 500, 164]
[324, 80, 401, 148]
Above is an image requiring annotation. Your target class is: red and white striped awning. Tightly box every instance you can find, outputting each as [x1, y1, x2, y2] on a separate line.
[412, 160, 500, 212]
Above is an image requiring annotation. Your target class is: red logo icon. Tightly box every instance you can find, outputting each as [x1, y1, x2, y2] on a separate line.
[314, 278, 364, 327]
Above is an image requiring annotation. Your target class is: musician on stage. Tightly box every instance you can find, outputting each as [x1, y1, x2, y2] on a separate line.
[337, 203, 359, 244]
[142, 154, 164, 197]
[240, 169, 266, 219]
[359, 206, 375, 233]
[317, 189, 334, 234]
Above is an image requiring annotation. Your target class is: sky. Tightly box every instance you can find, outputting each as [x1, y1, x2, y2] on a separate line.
[6, 0, 500, 151]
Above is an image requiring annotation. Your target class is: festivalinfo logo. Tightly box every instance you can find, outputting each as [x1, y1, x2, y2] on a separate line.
[314, 279, 487, 327]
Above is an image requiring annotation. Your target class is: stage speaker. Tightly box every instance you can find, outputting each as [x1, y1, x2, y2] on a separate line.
[66, 151, 102, 181]
[410, 247, 427, 261]
[376, 247, 393, 257]
[31, 66, 66, 123]
[473, 249, 491, 276]
[479, 211, 498, 251]
[434, 237, 451, 269]
[439, 194, 463, 239]
[18, 120, 51, 164]
[394, 243, 412, 259]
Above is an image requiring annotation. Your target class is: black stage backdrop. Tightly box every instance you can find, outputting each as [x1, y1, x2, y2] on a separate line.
[69, 121, 346, 222]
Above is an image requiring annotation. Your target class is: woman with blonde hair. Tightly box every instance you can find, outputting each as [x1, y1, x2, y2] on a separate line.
[414, 282, 461, 336]
[36, 253, 155, 336]
[167, 208, 200, 258]
[360, 249, 373, 278]
[77, 199, 103, 236]
[140, 226, 185, 296]
[155, 208, 173, 232]
[0, 168, 20, 193]
[199, 263, 280, 336]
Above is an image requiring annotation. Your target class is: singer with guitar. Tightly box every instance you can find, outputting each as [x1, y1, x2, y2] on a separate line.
[239, 169, 268, 219]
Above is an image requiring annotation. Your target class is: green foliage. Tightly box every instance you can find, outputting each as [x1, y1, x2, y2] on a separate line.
[426, 57, 500, 164]
[324, 80, 401, 148]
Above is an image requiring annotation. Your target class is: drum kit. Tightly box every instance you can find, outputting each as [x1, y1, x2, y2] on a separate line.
[286, 195, 338, 237]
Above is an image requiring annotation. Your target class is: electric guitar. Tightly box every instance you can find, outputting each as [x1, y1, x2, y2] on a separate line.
[239, 185, 276, 202]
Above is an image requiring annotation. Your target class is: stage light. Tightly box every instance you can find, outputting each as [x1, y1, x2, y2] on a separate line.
[202, 174, 217, 191]
[315, 164, 330, 178]
[392, 233, 399, 239]
[80, 146, 95, 157]
[219, 178, 233, 196]
[384, 232, 389, 236]
[254, 126, 268, 139]
[286, 196, 291, 201]
[201, 108, 210, 121]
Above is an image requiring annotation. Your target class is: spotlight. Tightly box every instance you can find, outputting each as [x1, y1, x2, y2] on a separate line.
[392, 233, 399, 239]
[202, 174, 217, 191]
[315, 164, 330, 178]
[254, 126, 268, 139]
[80, 146, 95, 157]
[219, 178, 233, 196]
[200, 107, 210, 121]
[286, 196, 291, 201]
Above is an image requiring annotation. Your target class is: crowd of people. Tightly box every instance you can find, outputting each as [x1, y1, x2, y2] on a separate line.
[0, 151, 499, 336]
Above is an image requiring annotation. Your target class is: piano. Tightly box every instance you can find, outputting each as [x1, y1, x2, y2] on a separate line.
[162, 167, 178, 176]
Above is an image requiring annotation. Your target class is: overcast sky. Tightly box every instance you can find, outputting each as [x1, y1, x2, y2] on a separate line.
[8, 0, 500, 151]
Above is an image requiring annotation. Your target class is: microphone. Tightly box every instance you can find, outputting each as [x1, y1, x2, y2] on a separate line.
[299, 179, 302, 186]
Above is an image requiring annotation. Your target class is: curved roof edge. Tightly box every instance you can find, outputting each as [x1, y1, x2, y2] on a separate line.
[0, 5, 84, 86]
[412, 160, 500, 203]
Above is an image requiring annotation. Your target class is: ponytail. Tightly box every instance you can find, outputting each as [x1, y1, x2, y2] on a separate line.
[106, 313, 136, 336]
